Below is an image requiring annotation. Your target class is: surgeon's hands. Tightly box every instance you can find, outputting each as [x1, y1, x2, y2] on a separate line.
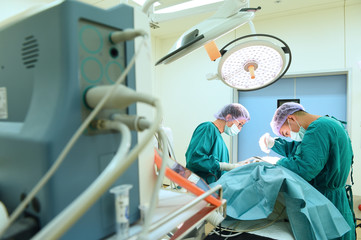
[259, 133, 275, 154]
[240, 158, 263, 165]
[219, 162, 242, 171]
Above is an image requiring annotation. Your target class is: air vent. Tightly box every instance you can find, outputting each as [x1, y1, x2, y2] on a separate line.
[22, 36, 39, 69]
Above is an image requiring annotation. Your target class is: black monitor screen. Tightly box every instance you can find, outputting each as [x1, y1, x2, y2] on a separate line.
[277, 99, 300, 108]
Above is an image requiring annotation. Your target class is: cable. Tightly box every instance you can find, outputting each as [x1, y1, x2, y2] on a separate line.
[165, 134, 177, 162]
[0, 34, 148, 237]
[32, 120, 132, 239]
[110, 29, 148, 43]
[137, 129, 169, 240]
[111, 114, 151, 132]
[153, 128, 177, 162]
[86, 84, 156, 110]
[111, 114, 170, 238]
[33, 92, 162, 239]
[32, 53, 162, 239]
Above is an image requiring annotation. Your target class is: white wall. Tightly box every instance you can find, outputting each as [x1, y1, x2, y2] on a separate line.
[134, 8, 157, 205]
[345, 2, 361, 196]
[153, 33, 236, 165]
[152, 2, 361, 195]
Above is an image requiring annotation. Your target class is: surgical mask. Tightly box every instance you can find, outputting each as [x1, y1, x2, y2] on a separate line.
[224, 123, 240, 136]
[288, 119, 306, 141]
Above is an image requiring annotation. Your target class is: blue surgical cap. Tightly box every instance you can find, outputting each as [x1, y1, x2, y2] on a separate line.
[214, 103, 250, 122]
[270, 102, 305, 136]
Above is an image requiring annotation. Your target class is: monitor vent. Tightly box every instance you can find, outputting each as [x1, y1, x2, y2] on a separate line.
[22, 36, 39, 69]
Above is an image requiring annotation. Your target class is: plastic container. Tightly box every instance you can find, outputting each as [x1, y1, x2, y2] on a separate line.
[110, 184, 133, 239]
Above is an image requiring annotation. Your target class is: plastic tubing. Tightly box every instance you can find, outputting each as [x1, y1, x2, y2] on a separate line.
[0, 37, 148, 238]
[111, 114, 151, 132]
[33, 92, 162, 239]
[110, 29, 148, 43]
[32, 121, 132, 239]
[137, 129, 169, 239]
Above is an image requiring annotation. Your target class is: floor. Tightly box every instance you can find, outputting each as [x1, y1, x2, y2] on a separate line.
[357, 220, 361, 240]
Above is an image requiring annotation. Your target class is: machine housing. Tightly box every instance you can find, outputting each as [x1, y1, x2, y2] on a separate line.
[0, 1, 140, 238]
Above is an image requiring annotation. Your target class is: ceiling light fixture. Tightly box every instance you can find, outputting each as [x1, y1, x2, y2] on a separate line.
[151, 0, 291, 91]
[155, 0, 257, 65]
[210, 34, 292, 91]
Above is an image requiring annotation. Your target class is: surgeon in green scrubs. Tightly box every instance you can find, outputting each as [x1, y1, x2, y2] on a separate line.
[185, 103, 250, 184]
[259, 102, 356, 240]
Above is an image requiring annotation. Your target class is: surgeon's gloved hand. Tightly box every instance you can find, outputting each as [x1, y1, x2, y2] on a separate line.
[259, 133, 275, 154]
[219, 162, 242, 171]
[241, 158, 263, 165]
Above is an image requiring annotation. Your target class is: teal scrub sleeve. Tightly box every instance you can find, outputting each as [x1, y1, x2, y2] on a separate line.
[185, 124, 222, 174]
[276, 122, 330, 181]
[186, 144, 221, 174]
[271, 138, 300, 157]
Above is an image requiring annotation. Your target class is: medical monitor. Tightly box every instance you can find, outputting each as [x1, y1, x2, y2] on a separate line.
[277, 99, 300, 108]
[0, 1, 140, 239]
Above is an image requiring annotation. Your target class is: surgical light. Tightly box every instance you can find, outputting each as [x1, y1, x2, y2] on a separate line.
[155, 0, 257, 65]
[216, 34, 292, 91]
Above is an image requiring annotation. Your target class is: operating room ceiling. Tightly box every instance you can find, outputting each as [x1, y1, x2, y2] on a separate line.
[1, 0, 347, 38]
[149, 0, 347, 38]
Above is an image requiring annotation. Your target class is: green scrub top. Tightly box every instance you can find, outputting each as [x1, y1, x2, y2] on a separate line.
[185, 122, 229, 184]
[274, 116, 355, 240]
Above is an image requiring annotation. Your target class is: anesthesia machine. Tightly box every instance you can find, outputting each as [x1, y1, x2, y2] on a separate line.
[0, 0, 144, 239]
